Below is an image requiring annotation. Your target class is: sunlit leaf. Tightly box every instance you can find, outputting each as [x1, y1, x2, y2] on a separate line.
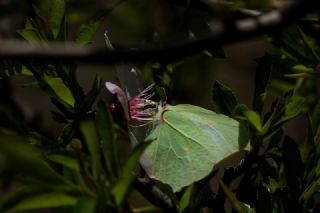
[145, 104, 243, 192]
[179, 186, 193, 212]
[234, 104, 263, 133]
[44, 77, 75, 107]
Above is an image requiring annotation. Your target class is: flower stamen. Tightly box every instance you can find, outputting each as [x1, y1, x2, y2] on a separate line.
[128, 84, 158, 122]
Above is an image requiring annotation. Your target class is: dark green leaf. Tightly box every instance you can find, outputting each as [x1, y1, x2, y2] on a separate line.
[182, 8, 225, 58]
[96, 101, 119, 177]
[256, 184, 272, 213]
[283, 136, 303, 199]
[34, 0, 65, 38]
[300, 178, 320, 205]
[253, 53, 273, 114]
[79, 118, 102, 180]
[0, 132, 66, 185]
[0, 60, 32, 79]
[0, 187, 43, 212]
[76, 17, 104, 45]
[10, 192, 77, 211]
[81, 75, 102, 111]
[218, 179, 246, 213]
[46, 153, 80, 172]
[0, 105, 28, 135]
[311, 101, 320, 132]
[274, 96, 305, 127]
[112, 142, 150, 207]
[212, 81, 238, 116]
[58, 122, 75, 144]
[270, 24, 319, 66]
[31, 5, 55, 40]
[301, 119, 316, 166]
[52, 111, 68, 123]
[71, 197, 97, 213]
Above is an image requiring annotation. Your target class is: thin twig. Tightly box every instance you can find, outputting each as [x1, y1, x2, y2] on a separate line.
[0, 0, 318, 63]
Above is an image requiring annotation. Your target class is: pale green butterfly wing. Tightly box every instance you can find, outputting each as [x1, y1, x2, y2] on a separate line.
[145, 104, 243, 192]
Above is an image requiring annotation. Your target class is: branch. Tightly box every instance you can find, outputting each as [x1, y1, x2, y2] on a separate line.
[0, 0, 318, 63]
[134, 178, 178, 213]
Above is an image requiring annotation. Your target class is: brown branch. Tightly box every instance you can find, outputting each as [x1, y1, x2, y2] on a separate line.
[0, 0, 318, 64]
[134, 178, 178, 213]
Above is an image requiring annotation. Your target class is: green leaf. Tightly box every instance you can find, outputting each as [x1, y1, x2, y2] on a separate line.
[81, 75, 102, 111]
[21, 63, 76, 111]
[0, 187, 44, 212]
[235, 104, 263, 133]
[212, 81, 238, 116]
[179, 186, 193, 212]
[0, 60, 32, 79]
[256, 184, 272, 213]
[311, 101, 320, 132]
[80, 118, 102, 180]
[269, 80, 294, 93]
[34, 0, 65, 38]
[112, 142, 150, 207]
[0, 105, 28, 135]
[46, 153, 80, 172]
[0, 132, 66, 185]
[10, 192, 77, 211]
[145, 104, 243, 192]
[283, 136, 303, 199]
[274, 96, 305, 126]
[218, 179, 246, 213]
[270, 24, 319, 66]
[131, 206, 161, 213]
[71, 197, 97, 213]
[76, 17, 104, 45]
[300, 178, 320, 205]
[96, 101, 119, 177]
[253, 53, 273, 114]
[17, 28, 44, 43]
[301, 119, 316, 166]
[44, 76, 75, 107]
[181, 8, 225, 58]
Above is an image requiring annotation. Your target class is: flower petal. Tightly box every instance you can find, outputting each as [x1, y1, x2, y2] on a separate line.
[105, 82, 129, 120]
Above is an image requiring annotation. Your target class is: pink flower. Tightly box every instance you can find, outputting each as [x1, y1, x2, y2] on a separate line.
[105, 82, 158, 122]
